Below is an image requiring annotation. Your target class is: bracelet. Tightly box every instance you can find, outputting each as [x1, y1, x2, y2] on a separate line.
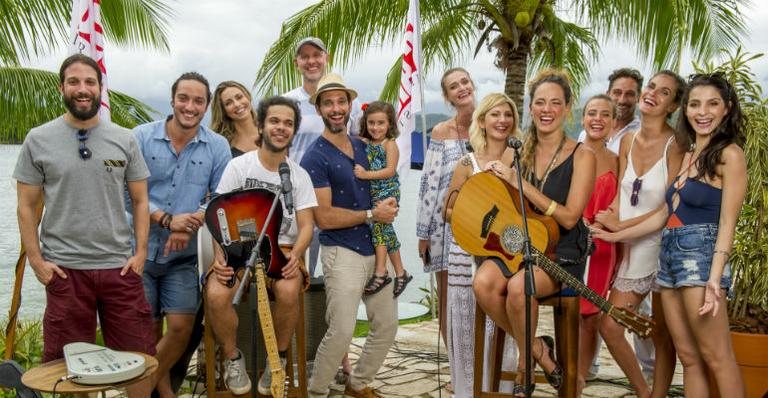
[544, 200, 557, 217]
[160, 213, 172, 230]
[714, 249, 730, 258]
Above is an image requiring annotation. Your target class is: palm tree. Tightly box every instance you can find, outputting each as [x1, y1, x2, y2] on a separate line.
[0, 0, 174, 143]
[253, 0, 748, 113]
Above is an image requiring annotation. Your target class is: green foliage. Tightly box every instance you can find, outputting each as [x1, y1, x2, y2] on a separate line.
[0, 318, 44, 372]
[694, 47, 768, 332]
[0, 0, 174, 142]
[255, 0, 747, 114]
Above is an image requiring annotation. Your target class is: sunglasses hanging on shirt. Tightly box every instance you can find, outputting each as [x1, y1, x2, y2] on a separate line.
[77, 129, 92, 160]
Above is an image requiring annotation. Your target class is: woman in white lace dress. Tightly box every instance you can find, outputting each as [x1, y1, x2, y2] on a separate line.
[416, 68, 475, 355]
[443, 93, 521, 396]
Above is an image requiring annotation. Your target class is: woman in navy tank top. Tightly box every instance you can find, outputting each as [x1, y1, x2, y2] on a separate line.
[593, 73, 747, 397]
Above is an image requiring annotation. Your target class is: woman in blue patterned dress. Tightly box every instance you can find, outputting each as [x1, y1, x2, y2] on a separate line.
[416, 68, 476, 353]
[354, 101, 413, 297]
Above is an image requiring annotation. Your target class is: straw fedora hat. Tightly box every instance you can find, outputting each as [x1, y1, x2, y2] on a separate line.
[309, 73, 358, 105]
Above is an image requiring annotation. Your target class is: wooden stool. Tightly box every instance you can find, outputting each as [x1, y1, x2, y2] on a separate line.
[473, 290, 579, 398]
[203, 288, 308, 398]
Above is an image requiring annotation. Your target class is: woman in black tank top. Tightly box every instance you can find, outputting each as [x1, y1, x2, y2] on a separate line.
[474, 70, 596, 396]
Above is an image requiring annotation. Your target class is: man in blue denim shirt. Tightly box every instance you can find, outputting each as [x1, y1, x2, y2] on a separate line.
[133, 72, 231, 397]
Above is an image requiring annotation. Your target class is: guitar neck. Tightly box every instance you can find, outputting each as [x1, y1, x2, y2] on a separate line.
[531, 248, 614, 314]
[254, 264, 285, 397]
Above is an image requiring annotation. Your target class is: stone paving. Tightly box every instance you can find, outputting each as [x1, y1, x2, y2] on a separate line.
[323, 306, 684, 397]
[170, 306, 683, 397]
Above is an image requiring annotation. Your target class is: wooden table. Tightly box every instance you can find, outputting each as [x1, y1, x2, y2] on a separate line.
[21, 352, 158, 394]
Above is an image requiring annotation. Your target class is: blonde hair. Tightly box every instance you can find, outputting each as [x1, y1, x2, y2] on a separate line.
[469, 93, 521, 153]
[520, 69, 573, 176]
[210, 81, 257, 143]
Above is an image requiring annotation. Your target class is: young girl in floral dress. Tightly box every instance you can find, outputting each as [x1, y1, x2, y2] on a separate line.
[354, 101, 413, 298]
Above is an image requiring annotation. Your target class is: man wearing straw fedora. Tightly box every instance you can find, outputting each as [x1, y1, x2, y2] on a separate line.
[300, 73, 399, 398]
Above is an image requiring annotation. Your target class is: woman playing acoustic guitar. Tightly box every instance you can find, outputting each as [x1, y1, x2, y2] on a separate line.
[476, 69, 595, 396]
[443, 92, 521, 396]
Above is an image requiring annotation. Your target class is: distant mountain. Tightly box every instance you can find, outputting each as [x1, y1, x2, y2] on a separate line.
[412, 112, 449, 135]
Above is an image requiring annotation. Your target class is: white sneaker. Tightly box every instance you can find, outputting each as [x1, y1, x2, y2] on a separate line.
[257, 357, 287, 395]
[224, 349, 251, 395]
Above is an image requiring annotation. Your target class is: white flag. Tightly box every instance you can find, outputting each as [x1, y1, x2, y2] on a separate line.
[396, 0, 422, 175]
[69, 0, 110, 121]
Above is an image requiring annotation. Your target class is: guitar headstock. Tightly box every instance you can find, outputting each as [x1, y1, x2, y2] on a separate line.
[609, 307, 656, 338]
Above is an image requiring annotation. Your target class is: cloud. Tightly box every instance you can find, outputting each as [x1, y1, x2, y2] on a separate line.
[23, 0, 768, 119]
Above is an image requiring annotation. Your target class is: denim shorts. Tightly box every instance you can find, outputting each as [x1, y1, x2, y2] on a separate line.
[142, 255, 200, 319]
[657, 223, 731, 290]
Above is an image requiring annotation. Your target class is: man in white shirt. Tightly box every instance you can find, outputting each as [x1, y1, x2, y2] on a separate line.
[205, 96, 317, 395]
[284, 37, 363, 164]
[578, 68, 643, 154]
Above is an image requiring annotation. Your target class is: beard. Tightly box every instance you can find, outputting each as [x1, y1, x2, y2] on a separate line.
[321, 112, 350, 134]
[64, 93, 101, 121]
[261, 131, 292, 153]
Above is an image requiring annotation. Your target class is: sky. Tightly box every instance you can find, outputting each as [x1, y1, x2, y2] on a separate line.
[25, 1, 768, 119]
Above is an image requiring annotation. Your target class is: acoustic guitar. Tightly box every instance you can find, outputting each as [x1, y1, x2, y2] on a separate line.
[451, 172, 654, 338]
[204, 187, 287, 396]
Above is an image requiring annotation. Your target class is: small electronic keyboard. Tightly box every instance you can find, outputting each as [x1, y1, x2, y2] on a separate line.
[63, 342, 146, 385]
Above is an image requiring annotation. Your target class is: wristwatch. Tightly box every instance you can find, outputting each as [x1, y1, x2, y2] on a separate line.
[365, 209, 374, 224]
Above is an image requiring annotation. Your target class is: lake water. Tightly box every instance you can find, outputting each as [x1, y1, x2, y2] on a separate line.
[0, 144, 431, 320]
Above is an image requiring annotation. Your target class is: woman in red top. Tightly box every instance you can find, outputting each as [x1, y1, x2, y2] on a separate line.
[578, 95, 619, 393]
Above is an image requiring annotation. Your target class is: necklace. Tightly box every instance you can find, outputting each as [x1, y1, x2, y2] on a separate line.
[530, 136, 566, 191]
[454, 116, 470, 140]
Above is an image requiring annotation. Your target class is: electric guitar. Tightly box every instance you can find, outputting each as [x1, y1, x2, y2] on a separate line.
[204, 187, 287, 395]
[204, 188, 287, 279]
[451, 172, 654, 338]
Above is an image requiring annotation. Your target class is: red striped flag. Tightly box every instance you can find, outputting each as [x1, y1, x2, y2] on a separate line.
[396, 0, 422, 175]
[69, 0, 110, 121]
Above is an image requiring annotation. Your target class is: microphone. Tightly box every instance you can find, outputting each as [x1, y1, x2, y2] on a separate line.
[278, 162, 294, 214]
[507, 137, 523, 149]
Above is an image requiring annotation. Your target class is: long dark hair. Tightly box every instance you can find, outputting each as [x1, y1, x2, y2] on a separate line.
[676, 73, 745, 180]
[359, 101, 400, 140]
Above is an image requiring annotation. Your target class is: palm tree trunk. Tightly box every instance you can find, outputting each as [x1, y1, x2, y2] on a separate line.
[504, 41, 530, 118]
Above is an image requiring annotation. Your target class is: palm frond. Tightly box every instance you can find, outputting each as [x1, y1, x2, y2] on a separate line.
[100, 0, 175, 51]
[0, 0, 173, 65]
[571, 0, 750, 71]
[0, 67, 158, 143]
[253, 0, 479, 97]
[528, 9, 599, 95]
[0, 0, 70, 64]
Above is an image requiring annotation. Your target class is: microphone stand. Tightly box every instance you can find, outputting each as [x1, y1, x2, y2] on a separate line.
[511, 142, 536, 398]
[232, 188, 282, 305]
[229, 188, 282, 386]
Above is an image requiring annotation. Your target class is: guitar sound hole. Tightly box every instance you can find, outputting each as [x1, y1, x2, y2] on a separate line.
[501, 226, 524, 253]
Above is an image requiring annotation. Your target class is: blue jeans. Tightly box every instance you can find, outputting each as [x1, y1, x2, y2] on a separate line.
[142, 255, 200, 319]
[657, 223, 732, 290]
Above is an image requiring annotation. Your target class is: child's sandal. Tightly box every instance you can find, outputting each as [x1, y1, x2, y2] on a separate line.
[393, 271, 413, 298]
[363, 272, 392, 295]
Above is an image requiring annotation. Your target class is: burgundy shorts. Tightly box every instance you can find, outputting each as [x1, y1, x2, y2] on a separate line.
[43, 267, 156, 362]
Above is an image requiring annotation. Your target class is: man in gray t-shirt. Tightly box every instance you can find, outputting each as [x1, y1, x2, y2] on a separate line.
[13, 54, 153, 398]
